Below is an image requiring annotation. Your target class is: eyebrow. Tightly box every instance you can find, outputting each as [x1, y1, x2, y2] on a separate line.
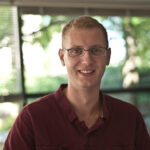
[70, 45, 105, 49]
[89, 45, 106, 49]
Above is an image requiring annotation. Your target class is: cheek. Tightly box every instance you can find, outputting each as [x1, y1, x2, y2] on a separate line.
[64, 58, 76, 73]
[64, 56, 78, 67]
[96, 61, 106, 73]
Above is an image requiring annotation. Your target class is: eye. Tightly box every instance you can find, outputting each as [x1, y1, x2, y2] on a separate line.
[70, 48, 83, 55]
[90, 47, 106, 56]
[91, 48, 101, 53]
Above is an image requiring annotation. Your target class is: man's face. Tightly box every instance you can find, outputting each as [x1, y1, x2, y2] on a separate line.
[59, 27, 111, 89]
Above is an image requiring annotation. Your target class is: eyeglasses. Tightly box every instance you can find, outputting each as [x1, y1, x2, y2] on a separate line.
[62, 46, 108, 57]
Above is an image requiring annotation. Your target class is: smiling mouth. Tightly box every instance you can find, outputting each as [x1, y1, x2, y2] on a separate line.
[78, 70, 95, 74]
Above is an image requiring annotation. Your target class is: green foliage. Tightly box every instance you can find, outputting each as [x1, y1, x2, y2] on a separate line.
[101, 65, 124, 89]
[25, 75, 68, 93]
[137, 93, 150, 104]
[1, 116, 15, 131]
[132, 17, 150, 65]
[30, 16, 70, 50]
[138, 67, 150, 87]
[0, 7, 12, 48]
[0, 74, 18, 95]
[122, 17, 150, 68]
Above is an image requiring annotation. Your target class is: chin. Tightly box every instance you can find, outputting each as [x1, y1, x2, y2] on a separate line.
[78, 82, 99, 89]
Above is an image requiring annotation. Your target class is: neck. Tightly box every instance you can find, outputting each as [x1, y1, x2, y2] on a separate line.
[67, 84, 99, 104]
[63, 84, 102, 128]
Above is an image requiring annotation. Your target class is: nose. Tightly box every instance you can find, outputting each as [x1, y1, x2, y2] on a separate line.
[81, 50, 93, 65]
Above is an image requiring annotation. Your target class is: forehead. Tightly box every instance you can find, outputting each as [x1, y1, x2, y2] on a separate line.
[63, 27, 106, 48]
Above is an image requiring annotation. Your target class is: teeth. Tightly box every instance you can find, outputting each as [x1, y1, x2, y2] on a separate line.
[80, 70, 93, 73]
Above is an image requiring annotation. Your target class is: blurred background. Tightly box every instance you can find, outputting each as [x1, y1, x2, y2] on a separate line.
[0, 0, 150, 149]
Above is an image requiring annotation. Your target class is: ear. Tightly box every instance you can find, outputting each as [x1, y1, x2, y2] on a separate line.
[58, 49, 65, 66]
[106, 48, 111, 65]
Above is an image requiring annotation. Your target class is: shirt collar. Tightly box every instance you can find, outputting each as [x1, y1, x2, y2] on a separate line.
[101, 91, 109, 119]
[55, 84, 109, 122]
[55, 84, 77, 122]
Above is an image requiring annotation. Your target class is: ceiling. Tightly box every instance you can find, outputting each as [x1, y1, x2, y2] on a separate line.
[0, 0, 150, 16]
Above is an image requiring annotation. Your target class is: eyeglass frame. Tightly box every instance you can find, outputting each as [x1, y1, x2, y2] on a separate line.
[62, 46, 109, 57]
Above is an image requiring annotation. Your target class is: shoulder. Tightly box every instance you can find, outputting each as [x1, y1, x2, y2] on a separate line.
[102, 93, 147, 132]
[23, 84, 67, 114]
[17, 84, 66, 120]
[102, 93, 141, 118]
[28, 93, 56, 107]
[21, 93, 58, 116]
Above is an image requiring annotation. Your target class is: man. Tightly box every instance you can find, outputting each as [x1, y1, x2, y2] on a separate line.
[4, 16, 150, 150]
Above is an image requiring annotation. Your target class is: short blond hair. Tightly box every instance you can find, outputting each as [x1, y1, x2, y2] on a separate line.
[62, 16, 108, 48]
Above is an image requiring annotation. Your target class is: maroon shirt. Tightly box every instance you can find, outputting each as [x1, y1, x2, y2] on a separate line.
[4, 84, 150, 150]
